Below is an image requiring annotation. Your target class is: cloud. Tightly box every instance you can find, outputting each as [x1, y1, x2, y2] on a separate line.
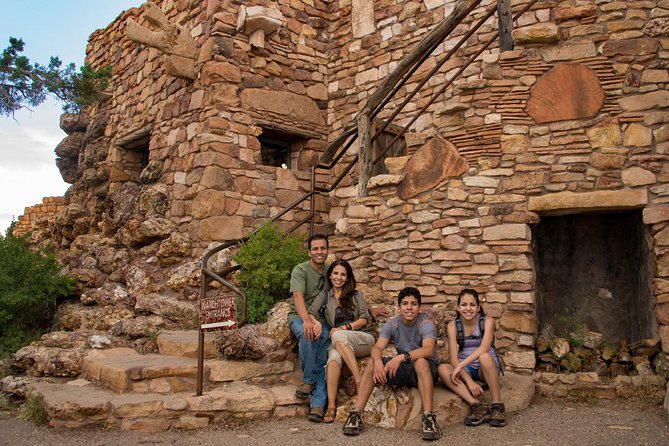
[0, 163, 68, 234]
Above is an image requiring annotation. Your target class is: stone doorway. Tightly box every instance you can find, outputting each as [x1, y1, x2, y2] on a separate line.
[533, 211, 657, 344]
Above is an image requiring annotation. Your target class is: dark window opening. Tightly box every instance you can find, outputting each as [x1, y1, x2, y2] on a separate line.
[372, 121, 407, 176]
[258, 131, 291, 169]
[533, 211, 656, 344]
[125, 139, 150, 173]
[117, 126, 151, 182]
[259, 129, 302, 169]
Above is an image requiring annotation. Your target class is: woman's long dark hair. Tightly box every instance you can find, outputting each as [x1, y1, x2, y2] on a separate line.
[327, 259, 357, 309]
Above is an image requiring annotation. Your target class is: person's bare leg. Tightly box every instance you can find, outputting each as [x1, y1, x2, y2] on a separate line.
[353, 360, 376, 411]
[326, 360, 341, 411]
[479, 353, 501, 402]
[437, 363, 477, 405]
[414, 358, 433, 412]
[335, 341, 363, 386]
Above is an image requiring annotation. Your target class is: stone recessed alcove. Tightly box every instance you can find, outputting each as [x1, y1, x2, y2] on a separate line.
[533, 211, 657, 344]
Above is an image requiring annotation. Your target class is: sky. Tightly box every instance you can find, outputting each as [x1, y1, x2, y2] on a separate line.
[0, 0, 142, 234]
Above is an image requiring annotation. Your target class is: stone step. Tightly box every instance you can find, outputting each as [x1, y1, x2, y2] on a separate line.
[32, 379, 307, 430]
[82, 347, 299, 394]
[332, 371, 534, 429]
[156, 330, 219, 359]
[82, 348, 203, 393]
[29, 372, 534, 431]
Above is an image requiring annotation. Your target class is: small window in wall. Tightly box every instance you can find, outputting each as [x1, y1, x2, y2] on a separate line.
[117, 125, 151, 182]
[259, 129, 298, 169]
[372, 120, 407, 176]
[128, 141, 150, 171]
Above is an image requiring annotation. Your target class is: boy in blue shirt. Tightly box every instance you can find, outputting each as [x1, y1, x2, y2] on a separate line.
[342, 287, 442, 440]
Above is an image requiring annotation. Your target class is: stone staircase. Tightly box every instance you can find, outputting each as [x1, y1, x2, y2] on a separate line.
[14, 329, 536, 431]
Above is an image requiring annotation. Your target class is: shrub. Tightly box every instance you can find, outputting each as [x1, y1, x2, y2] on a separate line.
[234, 222, 308, 323]
[19, 392, 48, 425]
[0, 227, 75, 358]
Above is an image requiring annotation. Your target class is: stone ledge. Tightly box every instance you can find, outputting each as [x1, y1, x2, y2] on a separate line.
[528, 190, 648, 215]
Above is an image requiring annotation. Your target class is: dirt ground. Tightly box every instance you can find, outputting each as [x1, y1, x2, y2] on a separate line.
[0, 398, 668, 446]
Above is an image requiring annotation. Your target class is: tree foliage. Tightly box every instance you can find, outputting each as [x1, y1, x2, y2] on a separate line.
[234, 223, 308, 323]
[0, 37, 111, 117]
[0, 227, 75, 358]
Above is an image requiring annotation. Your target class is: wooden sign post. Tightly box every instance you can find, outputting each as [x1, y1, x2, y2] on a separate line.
[196, 293, 238, 395]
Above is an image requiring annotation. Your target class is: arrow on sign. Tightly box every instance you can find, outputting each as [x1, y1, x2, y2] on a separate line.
[201, 320, 237, 330]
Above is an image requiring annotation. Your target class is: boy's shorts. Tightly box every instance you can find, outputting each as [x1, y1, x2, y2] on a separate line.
[381, 357, 438, 387]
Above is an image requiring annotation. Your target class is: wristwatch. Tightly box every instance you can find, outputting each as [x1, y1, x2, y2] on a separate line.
[403, 352, 412, 363]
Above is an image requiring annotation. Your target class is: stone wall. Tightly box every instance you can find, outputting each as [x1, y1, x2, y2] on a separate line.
[12, 197, 65, 237]
[17, 0, 669, 375]
[322, 0, 669, 372]
[21, 0, 343, 337]
[78, 0, 333, 247]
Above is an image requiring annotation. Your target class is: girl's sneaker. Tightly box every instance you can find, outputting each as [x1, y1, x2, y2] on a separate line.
[464, 402, 490, 426]
[489, 402, 506, 427]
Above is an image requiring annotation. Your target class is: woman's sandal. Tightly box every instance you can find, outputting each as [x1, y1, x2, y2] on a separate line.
[323, 407, 337, 423]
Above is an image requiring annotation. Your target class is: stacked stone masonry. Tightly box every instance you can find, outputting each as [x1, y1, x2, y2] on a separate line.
[10, 0, 669, 418]
[12, 196, 65, 237]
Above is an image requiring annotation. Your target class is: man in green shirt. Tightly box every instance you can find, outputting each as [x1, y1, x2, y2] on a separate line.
[289, 234, 331, 421]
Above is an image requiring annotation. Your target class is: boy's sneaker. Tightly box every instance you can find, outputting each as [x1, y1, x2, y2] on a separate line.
[464, 402, 490, 426]
[421, 412, 442, 441]
[489, 402, 506, 427]
[342, 410, 363, 436]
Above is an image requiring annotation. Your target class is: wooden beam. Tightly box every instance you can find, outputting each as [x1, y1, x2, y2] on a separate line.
[497, 0, 514, 52]
[362, 0, 481, 115]
[357, 112, 372, 197]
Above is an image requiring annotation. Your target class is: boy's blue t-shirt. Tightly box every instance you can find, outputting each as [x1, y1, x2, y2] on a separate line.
[379, 313, 438, 362]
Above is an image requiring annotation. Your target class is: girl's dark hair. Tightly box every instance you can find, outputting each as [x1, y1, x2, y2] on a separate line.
[327, 259, 356, 308]
[457, 288, 484, 315]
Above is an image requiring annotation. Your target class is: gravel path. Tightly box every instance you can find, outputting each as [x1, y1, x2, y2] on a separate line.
[1, 398, 668, 446]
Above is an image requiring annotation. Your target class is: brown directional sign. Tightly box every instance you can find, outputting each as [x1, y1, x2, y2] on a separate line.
[200, 293, 237, 331]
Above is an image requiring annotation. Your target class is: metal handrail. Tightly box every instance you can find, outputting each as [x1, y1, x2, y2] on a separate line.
[197, 0, 539, 395]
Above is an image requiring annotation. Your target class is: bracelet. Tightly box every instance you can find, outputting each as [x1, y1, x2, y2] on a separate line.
[346, 323, 353, 330]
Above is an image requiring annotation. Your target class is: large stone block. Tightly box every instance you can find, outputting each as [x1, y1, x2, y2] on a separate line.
[587, 120, 622, 148]
[542, 42, 596, 62]
[622, 167, 656, 186]
[529, 190, 647, 214]
[602, 38, 659, 56]
[397, 137, 467, 200]
[34, 381, 111, 424]
[208, 359, 293, 382]
[624, 123, 652, 147]
[111, 394, 165, 418]
[482, 224, 530, 241]
[643, 206, 669, 224]
[504, 350, 536, 369]
[201, 61, 241, 85]
[198, 216, 244, 241]
[619, 91, 669, 112]
[241, 89, 325, 126]
[512, 23, 559, 44]
[208, 381, 274, 412]
[500, 312, 536, 333]
[527, 63, 604, 124]
[590, 152, 625, 170]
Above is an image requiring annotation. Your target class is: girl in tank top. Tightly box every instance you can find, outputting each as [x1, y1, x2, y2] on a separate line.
[437, 288, 506, 427]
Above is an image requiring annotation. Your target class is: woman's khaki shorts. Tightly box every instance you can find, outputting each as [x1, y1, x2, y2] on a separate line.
[327, 330, 375, 366]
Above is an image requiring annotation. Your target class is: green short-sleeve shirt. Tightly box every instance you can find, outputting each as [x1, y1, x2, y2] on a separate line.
[288, 260, 330, 323]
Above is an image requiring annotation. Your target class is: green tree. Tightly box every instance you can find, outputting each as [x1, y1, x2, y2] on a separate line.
[0, 37, 111, 117]
[234, 223, 308, 323]
[0, 227, 75, 358]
